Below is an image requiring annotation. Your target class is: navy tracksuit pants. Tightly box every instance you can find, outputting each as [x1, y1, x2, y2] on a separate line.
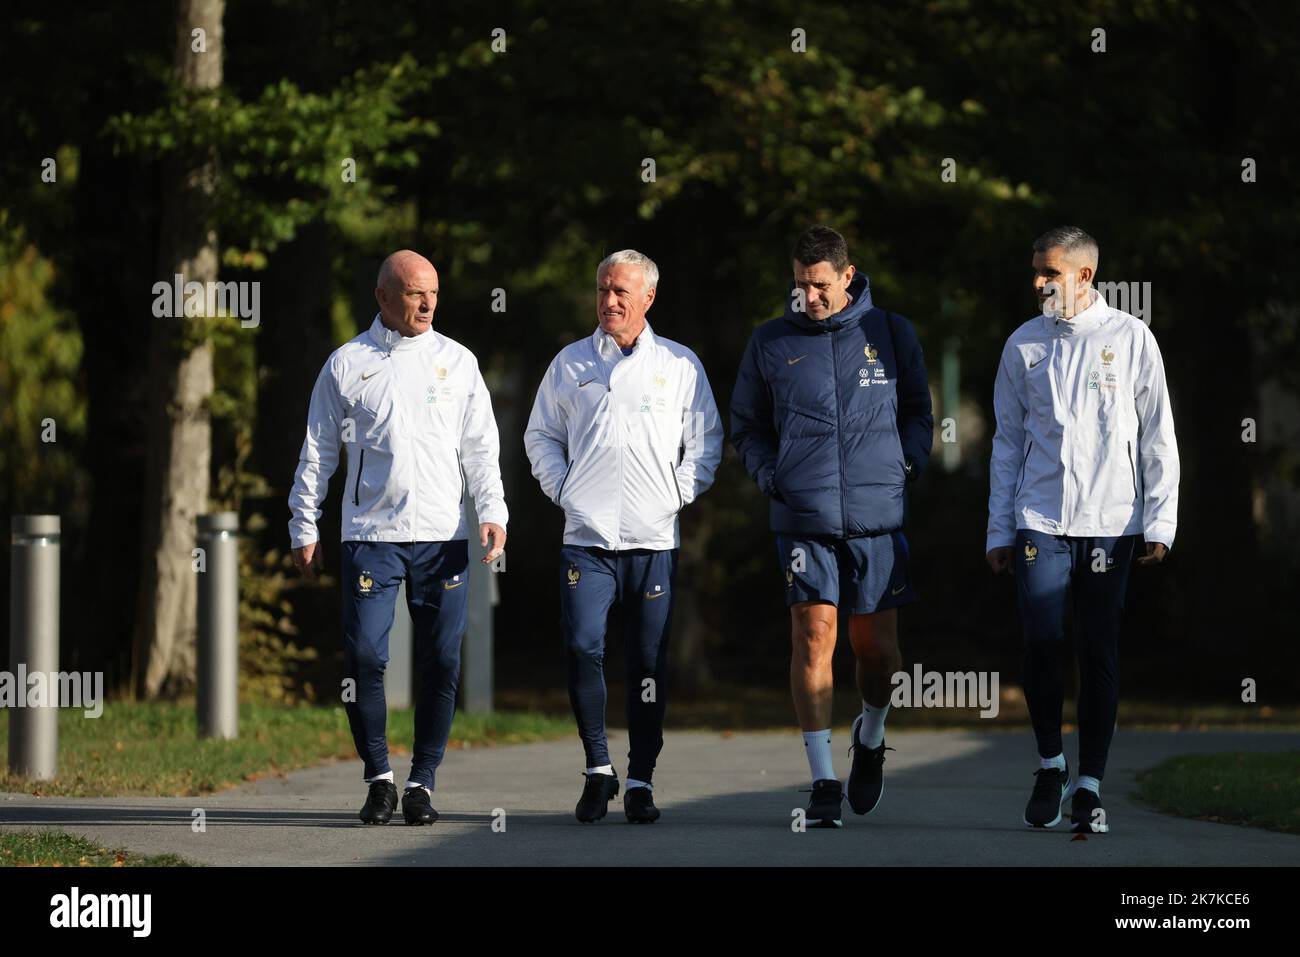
[340, 540, 469, 789]
[560, 546, 677, 783]
[1014, 530, 1139, 780]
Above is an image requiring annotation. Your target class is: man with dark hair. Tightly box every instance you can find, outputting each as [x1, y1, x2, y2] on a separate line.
[987, 226, 1179, 833]
[731, 225, 933, 827]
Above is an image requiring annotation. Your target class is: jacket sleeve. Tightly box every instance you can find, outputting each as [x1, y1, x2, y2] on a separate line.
[288, 358, 345, 549]
[1134, 325, 1179, 548]
[459, 360, 509, 529]
[524, 356, 571, 505]
[986, 343, 1027, 552]
[675, 352, 723, 507]
[729, 330, 780, 497]
[891, 314, 934, 481]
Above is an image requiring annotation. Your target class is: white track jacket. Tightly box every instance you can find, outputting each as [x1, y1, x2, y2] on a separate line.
[288, 316, 508, 548]
[987, 292, 1179, 551]
[525, 323, 722, 550]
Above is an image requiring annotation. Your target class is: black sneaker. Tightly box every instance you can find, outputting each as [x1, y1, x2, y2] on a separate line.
[803, 778, 844, 828]
[402, 785, 439, 825]
[359, 779, 398, 825]
[1070, 786, 1109, 833]
[575, 772, 619, 823]
[846, 715, 893, 815]
[1023, 762, 1070, 828]
[624, 786, 661, 824]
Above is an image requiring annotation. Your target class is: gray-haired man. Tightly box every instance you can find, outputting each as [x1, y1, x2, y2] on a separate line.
[525, 250, 722, 824]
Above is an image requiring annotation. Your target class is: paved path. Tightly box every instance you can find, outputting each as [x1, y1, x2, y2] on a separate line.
[2, 730, 1297, 866]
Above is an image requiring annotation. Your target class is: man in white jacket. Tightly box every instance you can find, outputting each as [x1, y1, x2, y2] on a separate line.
[525, 250, 722, 824]
[987, 226, 1178, 834]
[288, 250, 508, 826]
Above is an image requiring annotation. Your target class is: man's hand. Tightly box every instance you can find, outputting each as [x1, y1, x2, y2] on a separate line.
[1136, 541, 1168, 567]
[292, 542, 323, 580]
[480, 523, 506, 564]
[986, 546, 1012, 575]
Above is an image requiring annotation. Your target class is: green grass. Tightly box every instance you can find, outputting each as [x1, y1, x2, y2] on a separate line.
[0, 829, 192, 867]
[0, 701, 572, 798]
[1134, 751, 1300, 835]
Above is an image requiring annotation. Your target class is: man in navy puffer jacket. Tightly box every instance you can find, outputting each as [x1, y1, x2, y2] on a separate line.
[731, 225, 932, 827]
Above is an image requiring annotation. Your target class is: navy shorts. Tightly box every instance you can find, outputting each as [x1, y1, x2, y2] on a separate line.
[775, 531, 914, 614]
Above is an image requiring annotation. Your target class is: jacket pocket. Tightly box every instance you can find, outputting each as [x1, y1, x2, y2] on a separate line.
[1126, 440, 1137, 497]
[353, 448, 366, 506]
[1015, 440, 1032, 498]
[668, 459, 684, 511]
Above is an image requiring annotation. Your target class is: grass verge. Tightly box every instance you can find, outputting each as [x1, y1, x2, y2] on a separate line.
[0, 829, 192, 866]
[1134, 751, 1300, 835]
[0, 701, 571, 798]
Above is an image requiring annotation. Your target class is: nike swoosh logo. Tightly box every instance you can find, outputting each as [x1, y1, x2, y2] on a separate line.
[578, 378, 597, 388]
[787, 355, 807, 365]
[1029, 357, 1046, 369]
[644, 591, 667, 600]
[891, 585, 907, 595]
[361, 369, 380, 380]
[443, 580, 465, 590]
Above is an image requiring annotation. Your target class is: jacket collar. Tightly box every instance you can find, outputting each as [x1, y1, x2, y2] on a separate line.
[1044, 289, 1109, 337]
[368, 314, 439, 352]
[783, 271, 874, 333]
[592, 319, 656, 359]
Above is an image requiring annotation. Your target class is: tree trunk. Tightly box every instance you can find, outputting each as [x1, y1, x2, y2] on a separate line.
[132, 0, 224, 698]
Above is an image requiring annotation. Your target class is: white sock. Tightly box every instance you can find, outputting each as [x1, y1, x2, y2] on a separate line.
[1039, 753, 1066, 772]
[802, 729, 835, 782]
[859, 702, 890, 748]
[1076, 775, 1101, 796]
[364, 771, 394, 783]
[585, 764, 614, 777]
[403, 781, 430, 794]
[626, 777, 653, 792]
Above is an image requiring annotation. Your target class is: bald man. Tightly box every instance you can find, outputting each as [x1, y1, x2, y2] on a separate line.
[289, 250, 509, 825]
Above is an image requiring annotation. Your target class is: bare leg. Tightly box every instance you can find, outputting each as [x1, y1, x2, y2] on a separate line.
[849, 608, 900, 710]
[790, 600, 838, 730]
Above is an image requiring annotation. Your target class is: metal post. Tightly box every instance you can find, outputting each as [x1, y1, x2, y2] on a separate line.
[196, 513, 239, 739]
[384, 582, 413, 710]
[8, 515, 60, 780]
[462, 494, 495, 714]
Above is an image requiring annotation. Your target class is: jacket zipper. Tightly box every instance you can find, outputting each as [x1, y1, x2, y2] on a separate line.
[831, 328, 846, 535]
[388, 346, 416, 537]
[556, 461, 573, 504]
[1126, 440, 1137, 497]
[456, 448, 465, 505]
[1015, 441, 1031, 497]
[353, 448, 365, 506]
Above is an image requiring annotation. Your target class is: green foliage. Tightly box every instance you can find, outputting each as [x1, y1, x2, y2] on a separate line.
[0, 212, 86, 511]
[106, 55, 438, 261]
[235, 542, 319, 704]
